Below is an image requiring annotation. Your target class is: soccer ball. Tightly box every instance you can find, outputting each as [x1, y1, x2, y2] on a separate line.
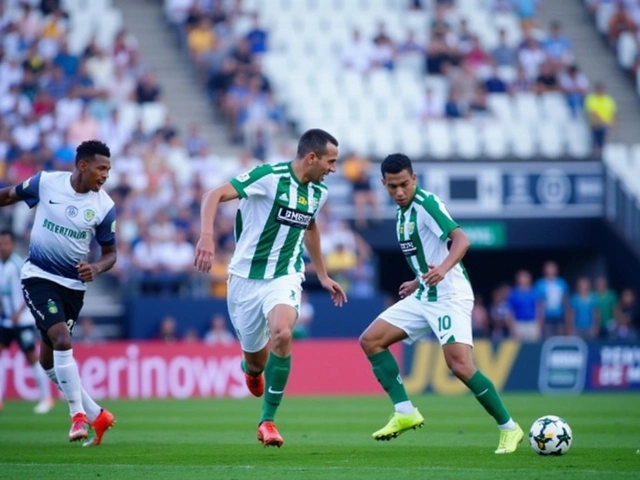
[529, 415, 573, 455]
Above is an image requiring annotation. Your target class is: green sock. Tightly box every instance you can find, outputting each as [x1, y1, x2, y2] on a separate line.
[367, 350, 409, 405]
[260, 352, 291, 423]
[241, 359, 261, 376]
[465, 371, 511, 425]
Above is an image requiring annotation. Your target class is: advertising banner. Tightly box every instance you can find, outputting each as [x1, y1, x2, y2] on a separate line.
[0, 340, 386, 400]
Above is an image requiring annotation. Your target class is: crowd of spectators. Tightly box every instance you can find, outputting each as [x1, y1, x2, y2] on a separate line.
[470, 261, 639, 343]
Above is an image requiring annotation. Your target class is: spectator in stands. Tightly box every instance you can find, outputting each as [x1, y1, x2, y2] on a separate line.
[74, 317, 103, 344]
[490, 284, 516, 340]
[372, 25, 396, 70]
[518, 36, 546, 80]
[613, 288, 638, 340]
[426, 33, 456, 75]
[568, 277, 600, 339]
[209, 250, 231, 299]
[510, 65, 535, 93]
[445, 59, 477, 105]
[468, 86, 493, 120]
[595, 276, 618, 337]
[513, 0, 541, 29]
[534, 61, 560, 94]
[445, 90, 466, 118]
[585, 82, 617, 158]
[492, 29, 517, 67]
[464, 36, 489, 70]
[471, 294, 491, 338]
[607, 2, 636, 46]
[395, 31, 424, 70]
[535, 261, 569, 338]
[204, 314, 235, 345]
[342, 29, 375, 73]
[293, 292, 314, 340]
[559, 64, 590, 118]
[341, 152, 379, 230]
[417, 86, 445, 120]
[245, 13, 268, 55]
[543, 21, 573, 68]
[158, 315, 179, 344]
[508, 270, 539, 342]
[135, 71, 162, 104]
[187, 17, 216, 71]
[346, 257, 376, 299]
[484, 62, 509, 94]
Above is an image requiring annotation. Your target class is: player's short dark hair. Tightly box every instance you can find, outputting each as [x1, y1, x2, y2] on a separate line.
[0, 229, 14, 240]
[75, 140, 111, 165]
[296, 129, 338, 159]
[381, 153, 413, 177]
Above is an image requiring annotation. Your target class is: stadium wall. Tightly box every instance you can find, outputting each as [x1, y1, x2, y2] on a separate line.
[1, 339, 638, 401]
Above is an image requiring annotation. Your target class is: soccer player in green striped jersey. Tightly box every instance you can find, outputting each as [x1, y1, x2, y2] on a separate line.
[194, 129, 347, 447]
[359, 153, 523, 454]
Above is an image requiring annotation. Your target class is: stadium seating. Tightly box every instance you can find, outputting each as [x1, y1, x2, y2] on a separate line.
[254, 0, 592, 159]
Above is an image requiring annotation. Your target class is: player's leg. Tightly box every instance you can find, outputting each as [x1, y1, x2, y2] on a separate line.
[0, 327, 11, 411]
[19, 327, 54, 414]
[435, 299, 523, 453]
[359, 296, 427, 440]
[22, 279, 89, 441]
[227, 275, 269, 398]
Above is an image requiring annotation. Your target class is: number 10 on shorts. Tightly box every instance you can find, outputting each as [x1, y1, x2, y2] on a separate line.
[438, 315, 451, 332]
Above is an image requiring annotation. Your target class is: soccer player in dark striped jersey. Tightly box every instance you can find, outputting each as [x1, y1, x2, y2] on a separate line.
[359, 153, 523, 453]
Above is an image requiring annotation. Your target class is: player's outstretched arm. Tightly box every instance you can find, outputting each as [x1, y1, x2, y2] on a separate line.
[194, 182, 239, 273]
[77, 245, 117, 282]
[304, 220, 347, 307]
[422, 227, 471, 287]
[0, 186, 22, 207]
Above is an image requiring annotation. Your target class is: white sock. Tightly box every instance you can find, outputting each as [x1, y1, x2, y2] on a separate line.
[45, 367, 101, 422]
[498, 418, 517, 430]
[53, 350, 85, 417]
[31, 362, 51, 400]
[394, 400, 415, 415]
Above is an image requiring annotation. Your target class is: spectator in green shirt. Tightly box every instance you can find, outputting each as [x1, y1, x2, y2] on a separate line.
[595, 277, 618, 337]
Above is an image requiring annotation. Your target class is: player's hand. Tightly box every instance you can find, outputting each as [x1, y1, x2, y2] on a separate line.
[422, 264, 446, 287]
[194, 235, 215, 273]
[319, 275, 347, 307]
[77, 261, 99, 282]
[399, 279, 419, 298]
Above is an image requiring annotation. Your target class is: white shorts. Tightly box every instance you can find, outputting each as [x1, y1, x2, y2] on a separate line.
[379, 295, 474, 346]
[226, 273, 303, 353]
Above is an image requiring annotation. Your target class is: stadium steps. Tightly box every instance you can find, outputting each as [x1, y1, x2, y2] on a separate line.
[538, 0, 640, 145]
[112, 0, 240, 156]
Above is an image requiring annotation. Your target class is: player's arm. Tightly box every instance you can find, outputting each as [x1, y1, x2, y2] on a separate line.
[78, 206, 118, 282]
[423, 227, 471, 287]
[194, 182, 239, 273]
[0, 174, 41, 208]
[305, 220, 347, 307]
[0, 186, 22, 207]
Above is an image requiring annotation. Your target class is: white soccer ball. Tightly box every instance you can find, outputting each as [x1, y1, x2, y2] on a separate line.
[529, 415, 573, 455]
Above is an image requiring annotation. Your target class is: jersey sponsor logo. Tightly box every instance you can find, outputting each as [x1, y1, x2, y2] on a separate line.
[399, 240, 417, 257]
[236, 172, 250, 182]
[66, 206, 78, 218]
[83, 209, 96, 223]
[42, 219, 88, 240]
[275, 207, 313, 229]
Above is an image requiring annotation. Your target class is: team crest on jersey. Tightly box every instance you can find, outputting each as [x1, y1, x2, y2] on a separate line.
[66, 206, 78, 218]
[47, 299, 58, 314]
[297, 195, 308, 206]
[83, 209, 96, 223]
[408, 222, 415, 235]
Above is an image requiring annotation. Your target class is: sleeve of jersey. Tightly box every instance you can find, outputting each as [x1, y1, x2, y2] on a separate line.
[229, 164, 273, 198]
[420, 195, 459, 241]
[96, 206, 117, 247]
[14, 172, 42, 208]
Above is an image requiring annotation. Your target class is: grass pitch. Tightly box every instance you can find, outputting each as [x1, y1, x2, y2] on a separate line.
[0, 393, 638, 479]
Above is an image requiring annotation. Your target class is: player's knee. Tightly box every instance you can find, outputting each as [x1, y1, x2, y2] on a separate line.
[447, 358, 475, 381]
[270, 325, 292, 348]
[358, 332, 377, 355]
[48, 325, 72, 351]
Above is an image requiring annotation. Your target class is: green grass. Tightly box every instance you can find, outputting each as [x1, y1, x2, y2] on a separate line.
[1, 394, 639, 479]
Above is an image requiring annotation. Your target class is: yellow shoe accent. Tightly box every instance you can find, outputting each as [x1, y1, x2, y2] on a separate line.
[495, 423, 524, 454]
[372, 409, 424, 441]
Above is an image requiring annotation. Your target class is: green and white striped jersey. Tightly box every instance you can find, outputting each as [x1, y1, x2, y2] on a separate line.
[228, 162, 328, 279]
[397, 186, 473, 302]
